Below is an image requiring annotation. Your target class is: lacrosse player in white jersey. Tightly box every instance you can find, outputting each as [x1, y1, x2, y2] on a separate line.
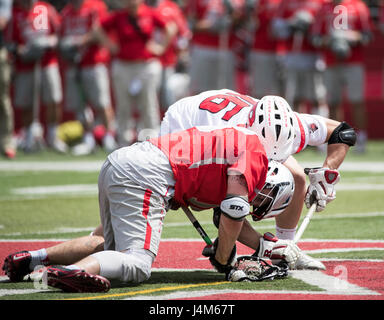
[159, 89, 355, 270]
[3, 90, 356, 280]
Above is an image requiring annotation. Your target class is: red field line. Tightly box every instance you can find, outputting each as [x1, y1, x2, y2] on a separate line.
[1, 240, 383, 271]
[1, 240, 383, 300]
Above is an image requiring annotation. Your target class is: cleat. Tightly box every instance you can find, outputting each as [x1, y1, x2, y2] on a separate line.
[2, 251, 32, 282]
[293, 251, 326, 270]
[46, 266, 111, 293]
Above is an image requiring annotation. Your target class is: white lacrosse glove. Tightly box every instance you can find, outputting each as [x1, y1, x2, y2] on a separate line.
[305, 167, 340, 212]
[255, 232, 300, 269]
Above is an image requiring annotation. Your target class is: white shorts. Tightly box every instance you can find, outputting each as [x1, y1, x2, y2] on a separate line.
[13, 63, 62, 109]
[282, 53, 326, 104]
[111, 59, 162, 144]
[65, 64, 111, 111]
[189, 44, 235, 93]
[249, 51, 282, 96]
[98, 141, 174, 256]
[324, 63, 364, 104]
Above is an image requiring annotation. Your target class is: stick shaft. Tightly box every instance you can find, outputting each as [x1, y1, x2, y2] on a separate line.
[182, 206, 213, 246]
[294, 203, 316, 244]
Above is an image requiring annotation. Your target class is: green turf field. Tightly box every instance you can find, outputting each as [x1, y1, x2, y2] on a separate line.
[0, 141, 383, 301]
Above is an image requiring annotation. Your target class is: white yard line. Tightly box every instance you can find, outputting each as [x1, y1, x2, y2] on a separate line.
[0, 288, 50, 297]
[11, 185, 97, 195]
[5, 183, 384, 202]
[0, 161, 103, 172]
[303, 248, 384, 254]
[290, 270, 380, 295]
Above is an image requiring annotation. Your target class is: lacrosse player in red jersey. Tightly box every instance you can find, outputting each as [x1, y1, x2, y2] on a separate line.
[30, 126, 299, 292]
[59, 0, 117, 155]
[6, 0, 66, 153]
[3, 92, 356, 281]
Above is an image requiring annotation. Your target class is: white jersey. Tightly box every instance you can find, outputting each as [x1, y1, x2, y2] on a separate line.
[160, 89, 328, 157]
[160, 89, 257, 135]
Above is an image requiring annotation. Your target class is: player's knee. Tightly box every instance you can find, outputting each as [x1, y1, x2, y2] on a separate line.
[121, 254, 152, 283]
[91, 249, 154, 283]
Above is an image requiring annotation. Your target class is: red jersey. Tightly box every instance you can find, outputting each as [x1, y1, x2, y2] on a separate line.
[275, 0, 324, 54]
[101, 4, 167, 61]
[311, 0, 371, 66]
[6, 1, 60, 71]
[252, 0, 281, 52]
[60, 0, 110, 67]
[150, 126, 268, 209]
[156, 0, 190, 67]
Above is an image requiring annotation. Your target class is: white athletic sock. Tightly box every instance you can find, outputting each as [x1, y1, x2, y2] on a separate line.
[276, 226, 297, 241]
[29, 249, 49, 270]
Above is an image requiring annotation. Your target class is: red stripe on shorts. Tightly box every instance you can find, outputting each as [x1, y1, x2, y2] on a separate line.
[142, 189, 153, 250]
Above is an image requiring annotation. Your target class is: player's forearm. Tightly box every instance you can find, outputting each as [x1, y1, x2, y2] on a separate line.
[237, 218, 262, 250]
[216, 214, 243, 265]
[323, 143, 349, 170]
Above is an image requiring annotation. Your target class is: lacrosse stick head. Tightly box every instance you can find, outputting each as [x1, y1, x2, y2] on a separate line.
[227, 256, 289, 282]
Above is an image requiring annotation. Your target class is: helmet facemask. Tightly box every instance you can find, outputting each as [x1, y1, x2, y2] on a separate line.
[251, 183, 280, 221]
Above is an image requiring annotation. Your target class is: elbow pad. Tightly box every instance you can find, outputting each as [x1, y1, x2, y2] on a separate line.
[328, 122, 356, 147]
[220, 196, 250, 221]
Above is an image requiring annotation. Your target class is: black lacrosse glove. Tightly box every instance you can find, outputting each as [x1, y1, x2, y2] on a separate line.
[208, 238, 237, 276]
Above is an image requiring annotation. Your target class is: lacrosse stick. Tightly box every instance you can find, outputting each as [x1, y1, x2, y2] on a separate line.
[294, 202, 316, 244]
[182, 206, 215, 256]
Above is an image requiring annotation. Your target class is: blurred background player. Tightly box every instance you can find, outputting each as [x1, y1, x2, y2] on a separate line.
[59, 0, 117, 156]
[272, 0, 328, 118]
[151, 0, 191, 113]
[97, 0, 177, 146]
[6, 0, 67, 153]
[185, 0, 244, 94]
[311, 0, 372, 153]
[0, 0, 15, 158]
[248, 0, 283, 98]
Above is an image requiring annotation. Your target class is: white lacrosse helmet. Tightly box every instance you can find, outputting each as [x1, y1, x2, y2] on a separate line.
[251, 160, 295, 221]
[247, 96, 295, 162]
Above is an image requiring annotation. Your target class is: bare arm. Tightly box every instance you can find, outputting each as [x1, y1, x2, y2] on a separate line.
[237, 218, 262, 250]
[215, 174, 247, 265]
